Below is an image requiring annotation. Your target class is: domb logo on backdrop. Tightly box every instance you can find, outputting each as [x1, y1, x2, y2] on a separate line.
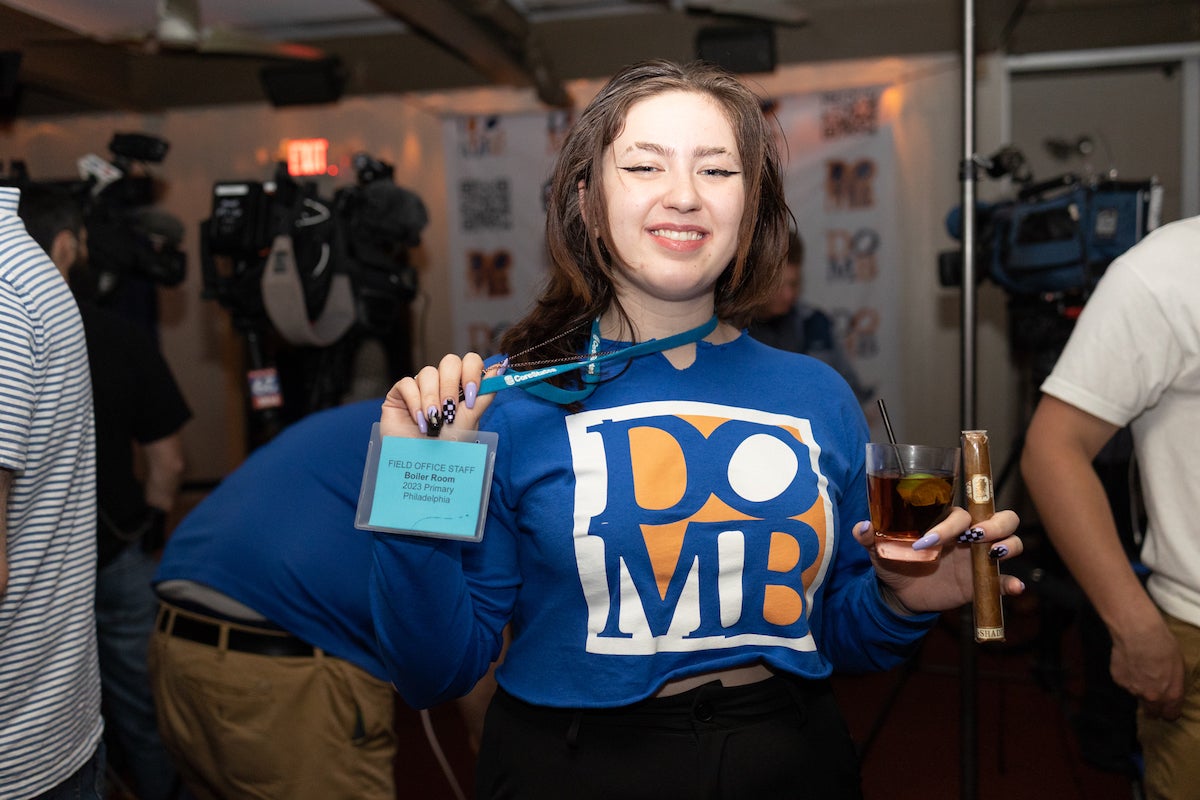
[825, 227, 880, 284]
[458, 115, 506, 158]
[824, 158, 877, 211]
[466, 250, 512, 297]
[567, 401, 836, 656]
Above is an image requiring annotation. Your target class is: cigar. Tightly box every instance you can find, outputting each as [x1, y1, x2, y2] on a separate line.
[961, 430, 1005, 642]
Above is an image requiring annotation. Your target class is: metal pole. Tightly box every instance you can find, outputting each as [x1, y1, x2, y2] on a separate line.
[959, 0, 979, 798]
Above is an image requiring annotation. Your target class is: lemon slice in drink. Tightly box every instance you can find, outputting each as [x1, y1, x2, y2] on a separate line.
[897, 473, 953, 506]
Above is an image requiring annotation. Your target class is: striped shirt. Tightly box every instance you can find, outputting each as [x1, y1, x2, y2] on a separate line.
[0, 187, 103, 798]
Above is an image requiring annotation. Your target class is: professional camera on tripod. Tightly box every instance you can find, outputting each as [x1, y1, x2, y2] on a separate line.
[200, 152, 428, 448]
[940, 145, 1161, 368]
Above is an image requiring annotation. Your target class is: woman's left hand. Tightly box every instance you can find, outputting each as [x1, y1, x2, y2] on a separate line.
[852, 508, 1025, 613]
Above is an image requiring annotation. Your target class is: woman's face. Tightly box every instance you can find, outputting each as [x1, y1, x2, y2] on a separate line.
[598, 90, 745, 315]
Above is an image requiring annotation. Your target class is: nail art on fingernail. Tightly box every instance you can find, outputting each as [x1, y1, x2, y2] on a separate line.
[464, 381, 478, 409]
[957, 527, 985, 544]
[416, 413, 428, 435]
[443, 398, 457, 425]
[426, 405, 442, 436]
[989, 544, 1009, 559]
[912, 531, 941, 550]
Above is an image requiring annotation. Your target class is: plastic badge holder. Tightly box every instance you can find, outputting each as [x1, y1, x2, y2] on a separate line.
[355, 422, 498, 542]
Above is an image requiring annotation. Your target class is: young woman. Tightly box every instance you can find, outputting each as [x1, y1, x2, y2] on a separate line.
[371, 59, 1024, 798]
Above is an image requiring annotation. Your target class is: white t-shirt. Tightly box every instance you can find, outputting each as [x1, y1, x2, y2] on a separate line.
[1040, 215, 1200, 628]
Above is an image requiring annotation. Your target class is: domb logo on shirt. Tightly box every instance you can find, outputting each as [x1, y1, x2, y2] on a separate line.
[567, 401, 835, 656]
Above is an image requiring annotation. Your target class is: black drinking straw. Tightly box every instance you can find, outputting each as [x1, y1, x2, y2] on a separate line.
[876, 398, 906, 476]
[877, 398, 898, 445]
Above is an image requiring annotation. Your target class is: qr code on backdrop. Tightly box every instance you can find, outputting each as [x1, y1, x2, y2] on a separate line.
[459, 178, 512, 231]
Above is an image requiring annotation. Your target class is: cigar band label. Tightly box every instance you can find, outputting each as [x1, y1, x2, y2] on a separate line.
[976, 626, 1005, 641]
[967, 474, 992, 504]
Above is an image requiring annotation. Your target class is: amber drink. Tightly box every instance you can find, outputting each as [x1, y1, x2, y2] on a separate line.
[865, 443, 960, 563]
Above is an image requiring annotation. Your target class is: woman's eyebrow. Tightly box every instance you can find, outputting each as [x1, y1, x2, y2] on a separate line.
[624, 142, 734, 158]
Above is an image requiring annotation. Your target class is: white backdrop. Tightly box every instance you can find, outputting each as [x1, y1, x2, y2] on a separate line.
[774, 87, 898, 439]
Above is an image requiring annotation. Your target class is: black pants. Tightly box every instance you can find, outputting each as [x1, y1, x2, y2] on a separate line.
[475, 675, 862, 800]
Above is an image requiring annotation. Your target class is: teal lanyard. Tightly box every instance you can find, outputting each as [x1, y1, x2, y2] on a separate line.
[478, 315, 718, 404]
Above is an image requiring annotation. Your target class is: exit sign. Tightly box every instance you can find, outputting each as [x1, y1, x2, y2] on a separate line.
[285, 138, 329, 176]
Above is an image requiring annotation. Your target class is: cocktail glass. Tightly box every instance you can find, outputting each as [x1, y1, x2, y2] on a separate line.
[866, 442, 960, 563]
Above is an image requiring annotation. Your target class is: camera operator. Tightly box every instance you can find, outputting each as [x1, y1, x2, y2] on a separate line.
[81, 133, 186, 344]
[19, 184, 191, 800]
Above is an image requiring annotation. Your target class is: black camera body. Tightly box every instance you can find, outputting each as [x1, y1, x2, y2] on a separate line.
[201, 153, 426, 335]
[82, 133, 185, 298]
[3, 132, 186, 299]
[332, 153, 426, 334]
[201, 154, 429, 445]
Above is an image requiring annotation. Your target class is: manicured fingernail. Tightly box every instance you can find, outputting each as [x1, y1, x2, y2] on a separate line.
[855, 520, 870, 536]
[913, 531, 941, 550]
[443, 398, 457, 425]
[416, 412, 428, 435]
[464, 381, 478, 409]
[958, 527, 985, 544]
[496, 358, 509, 376]
[426, 405, 442, 436]
[989, 544, 1009, 559]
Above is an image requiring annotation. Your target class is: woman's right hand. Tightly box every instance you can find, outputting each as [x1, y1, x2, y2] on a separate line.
[381, 353, 497, 437]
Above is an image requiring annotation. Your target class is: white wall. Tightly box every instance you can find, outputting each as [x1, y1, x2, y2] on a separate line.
[1, 54, 1025, 492]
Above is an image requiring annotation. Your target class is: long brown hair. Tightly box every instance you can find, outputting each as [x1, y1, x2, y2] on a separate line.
[500, 59, 791, 373]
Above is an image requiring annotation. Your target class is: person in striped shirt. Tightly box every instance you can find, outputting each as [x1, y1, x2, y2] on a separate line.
[0, 185, 105, 799]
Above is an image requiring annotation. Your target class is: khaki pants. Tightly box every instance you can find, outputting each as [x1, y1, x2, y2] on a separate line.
[1139, 611, 1200, 800]
[148, 604, 397, 800]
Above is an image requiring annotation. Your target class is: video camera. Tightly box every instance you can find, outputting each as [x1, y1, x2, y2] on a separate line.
[939, 146, 1161, 296]
[201, 151, 425, 336]
[939, 145, 1162, 362]
[3, 132, 186, 300]
[201, 152, 428, 445]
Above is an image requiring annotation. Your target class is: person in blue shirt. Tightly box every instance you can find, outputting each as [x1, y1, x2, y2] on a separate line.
[150, 400, 400, 800]
[749, 228, 874, 404]
[371, 59, 1026, 799]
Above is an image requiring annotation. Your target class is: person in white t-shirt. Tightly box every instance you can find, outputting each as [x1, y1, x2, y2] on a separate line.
[1021, 214, 1200, 800]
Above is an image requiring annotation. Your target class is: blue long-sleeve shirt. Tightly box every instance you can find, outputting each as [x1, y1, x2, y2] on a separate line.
[371, 333, 936, 709]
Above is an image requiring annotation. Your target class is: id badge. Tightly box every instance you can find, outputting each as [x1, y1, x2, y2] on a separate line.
[355, 423, 498, 542]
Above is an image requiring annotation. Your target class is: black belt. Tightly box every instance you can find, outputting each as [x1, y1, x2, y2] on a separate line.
[158, 609, 316, 658]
